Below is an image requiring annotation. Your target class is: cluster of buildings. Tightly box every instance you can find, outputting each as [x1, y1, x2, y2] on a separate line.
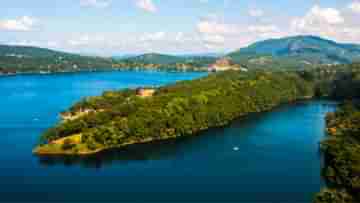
[208, 58, 248, 72]
[136, 88, 156, 98]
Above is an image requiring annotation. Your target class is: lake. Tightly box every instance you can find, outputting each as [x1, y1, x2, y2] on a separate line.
[0, 71, 336, 203]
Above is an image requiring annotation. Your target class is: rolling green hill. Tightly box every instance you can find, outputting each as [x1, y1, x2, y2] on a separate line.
[0, 45, 74, 58]
[228, 36, 360, 69]
[0, 45, 114, 74]
[120, 53, 217, 65]
[121, 53, 183, 65]
[2, 35, 360, 74]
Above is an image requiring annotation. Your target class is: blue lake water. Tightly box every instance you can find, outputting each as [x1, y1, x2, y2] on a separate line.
[0, 71, 336, 203]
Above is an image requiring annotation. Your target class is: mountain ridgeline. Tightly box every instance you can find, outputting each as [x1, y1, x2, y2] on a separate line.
[228, 36, 360, 69]
[117, 36, 360, 70]
[2, 35, 360, 75]
[114, 53, 217, 71]
[0, 45, 114, 74]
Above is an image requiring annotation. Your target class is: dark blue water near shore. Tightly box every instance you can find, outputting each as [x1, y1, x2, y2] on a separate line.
[0, 71, 336, 203]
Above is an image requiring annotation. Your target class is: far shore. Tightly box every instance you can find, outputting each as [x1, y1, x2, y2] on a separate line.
[0, 68, 209, 78]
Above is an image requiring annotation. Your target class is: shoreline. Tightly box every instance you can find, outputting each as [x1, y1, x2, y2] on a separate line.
[0, 68, 209, 78]
[33, 98, 315, 157]
[33, 134, 182, 156]
[33, 70, 315, 157]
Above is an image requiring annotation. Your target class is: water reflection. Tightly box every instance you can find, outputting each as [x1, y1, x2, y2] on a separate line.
[36, 137, 194, 168]
[35, 101, 338, 169]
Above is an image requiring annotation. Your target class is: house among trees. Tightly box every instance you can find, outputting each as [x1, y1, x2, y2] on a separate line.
[136, 88, 156, 98]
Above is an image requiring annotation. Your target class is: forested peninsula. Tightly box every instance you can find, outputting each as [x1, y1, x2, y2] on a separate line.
[33, 70, 314, 155]
[32, 62, 360, 202]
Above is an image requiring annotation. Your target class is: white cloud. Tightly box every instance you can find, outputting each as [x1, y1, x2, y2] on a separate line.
[46, 41, 59, 48]
[8, 40, 40, 47]
[248, 25, 284, 38]
[80, 0, 111, 8]
[140, 32, 165, 41]
[202, 34, 225, 44]
[196, 15, 255, 51]
[175, 32, 185, 42]
[249, 25, 278, 33]
[0, 16, 37, 31]
[349, 1, 360, 13]
[249, 8, 264, 17]
[292, 5, 344, 33]
[288, 4, 360, 44]
[197, 20, 238, 35]
[136, 0, 157, 13]
[291, 5, 344, 38]
[68, 34, 105, 46]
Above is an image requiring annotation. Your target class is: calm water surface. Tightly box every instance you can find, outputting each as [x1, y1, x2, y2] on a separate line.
[0, 71, 336, 203]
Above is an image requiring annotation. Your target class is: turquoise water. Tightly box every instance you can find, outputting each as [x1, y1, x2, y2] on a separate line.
[0, 71, 336, 202]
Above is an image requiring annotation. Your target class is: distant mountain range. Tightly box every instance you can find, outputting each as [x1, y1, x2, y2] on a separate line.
[1, 35, 360, 74]
[119, 53, 217, 65]
[0, 45, 113, 73]
[112, 53, 223, 60]
[120, 36, 360, 69]
[228, 35, 360, 69]
[0, 45, 75, 58]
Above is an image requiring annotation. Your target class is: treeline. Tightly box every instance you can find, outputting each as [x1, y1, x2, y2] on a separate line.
[314, 103, 360, 203]
[37, 70, 313, 153]
[0, 55, 114, 74]
[312, 63, 360, 202]
[297, 63, 360, 99]
[113, 56, 217, 72]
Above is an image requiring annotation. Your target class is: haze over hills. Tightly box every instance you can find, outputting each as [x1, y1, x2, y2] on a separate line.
[228, 35, 360, 69]
[0, 45, 114, 74]
[0, 45, 75, 58]
[121, 53, 184, 65]
[120, 53, 217, 65]
[1, 35, 360, 74]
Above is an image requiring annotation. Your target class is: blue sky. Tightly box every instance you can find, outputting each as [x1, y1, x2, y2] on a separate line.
[1, 0, 360, 55]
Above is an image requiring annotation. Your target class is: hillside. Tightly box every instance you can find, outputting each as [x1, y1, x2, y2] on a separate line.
[0, 45, 114, 74]
[114, 53, 217, 71]
[121, 53, 183, 65]
[0, 45, 75, 58]
[3, 35, 360, 74]
[120, 53, 217, 65]
[228, 36, 360, 69]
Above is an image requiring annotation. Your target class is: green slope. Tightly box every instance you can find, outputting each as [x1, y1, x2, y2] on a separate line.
[228, 35, 360, 69]
[120, 53, 217, 65]
[0, 45, 114, 73]
[121, 53, 183, 65]
[0, 45, 74, 58]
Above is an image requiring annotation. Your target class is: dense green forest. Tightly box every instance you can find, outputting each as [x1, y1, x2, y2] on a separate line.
[34, 70, 313, 155]
[0, 45, 115, 74]
[311, 63, 360, 203]
[114, 53, 216, 71]
[314, 103, 360, 203]
[0, 46, 215, 74]
[295, 63, 360, 99]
